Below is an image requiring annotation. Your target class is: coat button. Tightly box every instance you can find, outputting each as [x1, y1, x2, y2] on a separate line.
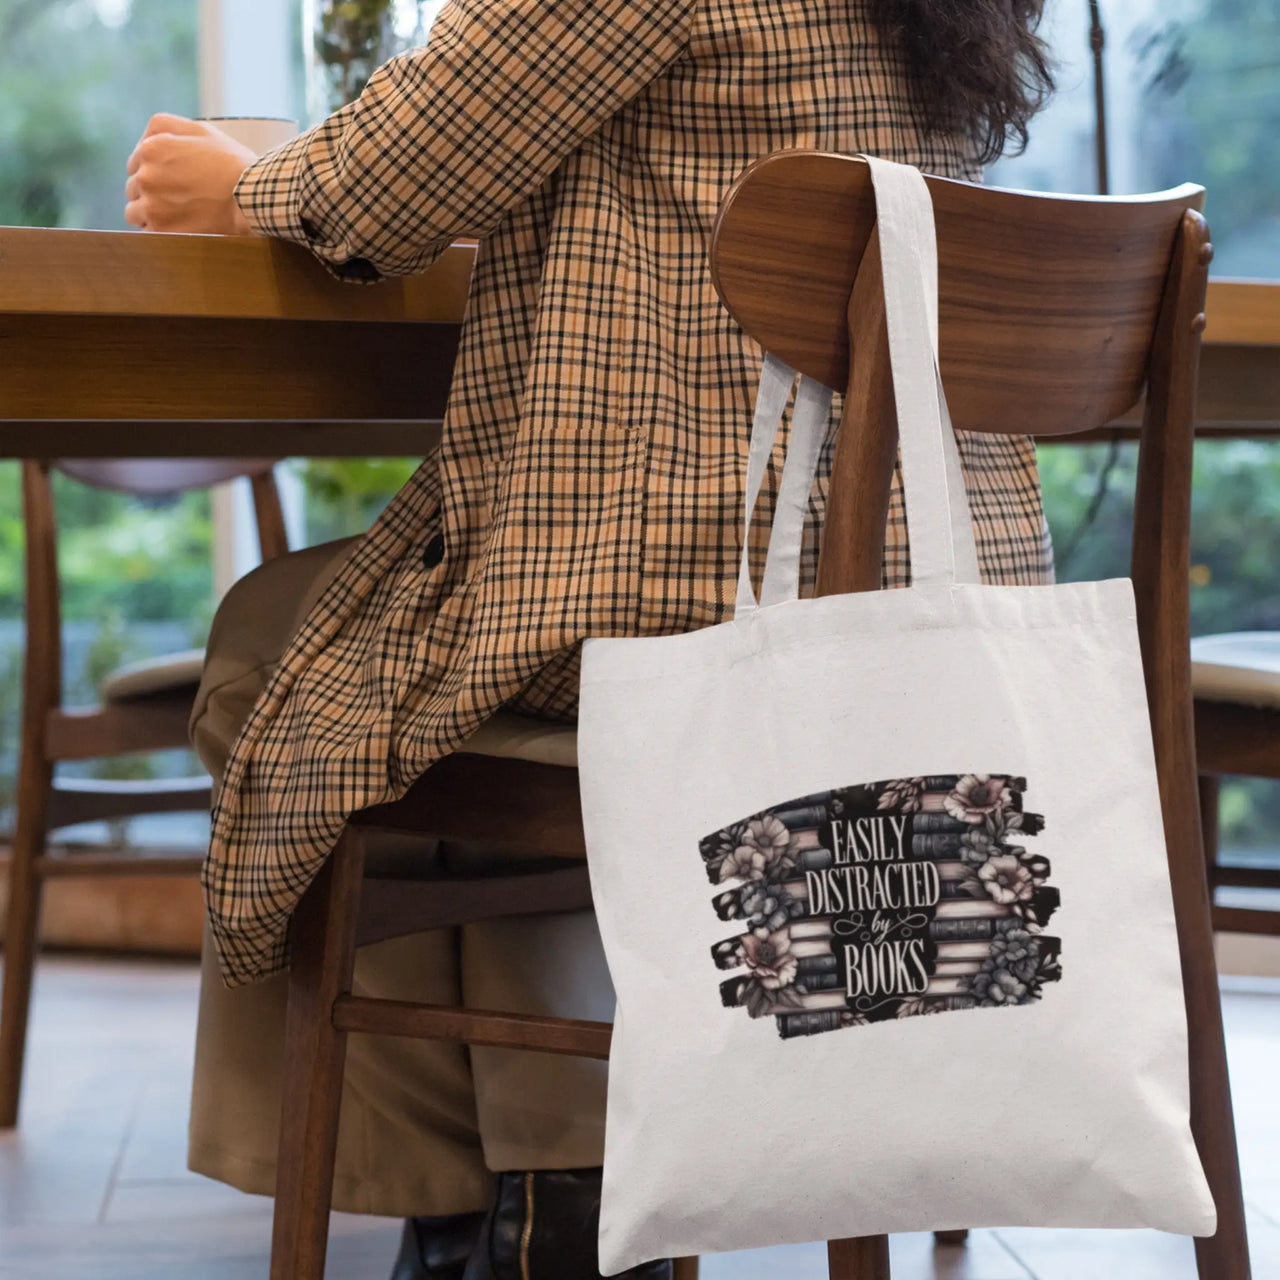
[422, 532, 446, 569]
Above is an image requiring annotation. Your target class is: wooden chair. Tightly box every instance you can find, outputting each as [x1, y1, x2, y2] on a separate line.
[0, 457, 288, 1128]
[1193, 639, 1280, 936]
[268, 153, 1250, 1280]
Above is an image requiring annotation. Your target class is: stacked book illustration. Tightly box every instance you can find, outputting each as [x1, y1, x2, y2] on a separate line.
[700, 774, 1062, 1038]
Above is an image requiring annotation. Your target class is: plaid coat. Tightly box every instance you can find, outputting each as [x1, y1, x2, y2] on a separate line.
[209, 0, 1052, 985]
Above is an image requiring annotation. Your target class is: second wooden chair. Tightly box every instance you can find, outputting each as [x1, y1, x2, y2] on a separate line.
[1193, 636, 1280, 936]
[0, 457, 287, 1128]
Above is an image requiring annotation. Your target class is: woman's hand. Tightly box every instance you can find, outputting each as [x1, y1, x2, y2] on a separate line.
[125, 115, 258, 234]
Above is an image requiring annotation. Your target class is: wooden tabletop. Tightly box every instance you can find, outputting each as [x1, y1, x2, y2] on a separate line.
[0, 227, 474, 456]
[0, 226, 474, 323]
[1082, 278, 1280, 443]
[0, 225, 1276, 456]
[1203, 280, 1280, 345]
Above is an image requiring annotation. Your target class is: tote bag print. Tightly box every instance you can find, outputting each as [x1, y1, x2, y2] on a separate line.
[579, 156, 1216, 1270]
[705, 774, 1061, 1033]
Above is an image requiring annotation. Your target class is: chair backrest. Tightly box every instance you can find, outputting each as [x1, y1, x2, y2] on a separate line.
[708, 149, 1209, 620]
[21, 456, 291, 717]
[711, 151, 1206, 439]
[709, 157, 1224, 1243]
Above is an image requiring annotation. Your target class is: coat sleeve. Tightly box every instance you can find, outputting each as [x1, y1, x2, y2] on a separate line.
[233, 0, 697, 280]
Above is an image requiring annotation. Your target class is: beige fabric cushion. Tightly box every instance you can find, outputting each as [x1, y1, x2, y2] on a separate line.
[191, 539, 582, 781]
[1191, 632, 1280, 710]
[457, 709, 578, 768]
[99, 648, 205, 703]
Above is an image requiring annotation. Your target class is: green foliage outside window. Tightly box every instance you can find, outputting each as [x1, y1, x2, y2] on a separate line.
[1135, 0, 1280, 274]
[1040, 440, 1280, 860]
[307, 0, 437, 116]
[0, 0, 197, 231]
[0, 0, 203, 833]
[0, 468, 213, 625]
[294, 457, 419, 545]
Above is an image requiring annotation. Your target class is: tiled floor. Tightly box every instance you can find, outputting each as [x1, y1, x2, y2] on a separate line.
[0, 955, 1276, 1279]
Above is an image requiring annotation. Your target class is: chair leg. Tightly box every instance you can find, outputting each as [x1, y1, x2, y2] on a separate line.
[828, 1236, 890, 1279]
[0, 757, 52, 1128]
[269, 827, 367, 1280]
[1170, 780, 1251, 1277]
[672, 1259, 700, 1280]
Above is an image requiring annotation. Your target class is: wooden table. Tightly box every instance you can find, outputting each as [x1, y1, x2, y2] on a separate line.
[0, 227, 474, 457]
[1104, 279, 1280, 441]
[0, 227, 1275, 455]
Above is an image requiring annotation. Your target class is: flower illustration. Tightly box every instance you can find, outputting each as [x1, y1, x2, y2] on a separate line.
[944, 774, 1013, 824]
[896, 996, 944, 1018]
[741, 926, 799, 991]
[717, 815, 797, 883]
[1018, 849, 1051, 886]
[1029, 948, 1063, 993]
[739, 879, 805, 930]
[700, 821, 746, 882]
[996, 808, 1026, 833]
[977, 855, 1036, 906]
[750, 984, 803, 1018]
[989, 928, 1040, 982]
[970, 966, 1029, 1006]
[960, 828, 1002, 868]
[877, 777, 927, 812]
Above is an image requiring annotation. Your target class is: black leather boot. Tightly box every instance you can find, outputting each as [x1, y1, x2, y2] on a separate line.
[390, 1212, 486, 1280]
[462, 1168, 672, 1280]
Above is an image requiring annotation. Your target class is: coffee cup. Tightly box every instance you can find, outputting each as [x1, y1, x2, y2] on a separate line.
[199, 116, 299, 156]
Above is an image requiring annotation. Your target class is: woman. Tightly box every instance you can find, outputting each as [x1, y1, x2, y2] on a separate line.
[126, 2, 1053, 1276]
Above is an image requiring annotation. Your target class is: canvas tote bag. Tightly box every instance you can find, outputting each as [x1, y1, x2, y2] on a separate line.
[576, 155, 1216, 1273]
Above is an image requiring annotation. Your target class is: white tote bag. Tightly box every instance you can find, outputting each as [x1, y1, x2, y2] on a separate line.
[577, 156, 1216, 1273]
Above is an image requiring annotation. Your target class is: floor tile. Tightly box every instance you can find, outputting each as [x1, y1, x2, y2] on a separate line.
[889, 1231, 1032, 1279]
[104, 1175, 272, 1224]
[0, 1210, 400, 1280]
[693, 1231, 1031, 1280]
[1223, 983, 1280, 1193]
[4, 955, 1278, 1277]
[993, 1226, 1197, 1280]
[0, 1108, 132, 1227]
[701, 1240, 828, 1279]
[115, 1078, 196, 1182]
[1248, 1181, 1280, 1227]
[1242, 1206, 1280, 1276]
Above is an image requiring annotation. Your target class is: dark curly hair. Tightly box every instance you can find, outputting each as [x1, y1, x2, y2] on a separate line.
[868, 0, 1055, 164]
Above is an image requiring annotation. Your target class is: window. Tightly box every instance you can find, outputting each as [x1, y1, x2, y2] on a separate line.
[1006, 0, 1280, 870]
[1, 0, 199, 230]
[991, 0, 1280, 278]
[0, 0, 206, 840]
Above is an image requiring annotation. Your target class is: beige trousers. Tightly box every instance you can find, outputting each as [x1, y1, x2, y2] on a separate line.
[188, 540, 613, 1217]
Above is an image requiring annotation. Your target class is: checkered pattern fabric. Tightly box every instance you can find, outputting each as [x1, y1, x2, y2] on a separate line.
[209, 0, 1053, 986]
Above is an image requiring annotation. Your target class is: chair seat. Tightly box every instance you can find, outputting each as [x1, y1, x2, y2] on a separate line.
[98, 648, 205, 703]
[102, 647, 575, 761]
[456, 710, 578, 768]
[1191, 632, 1280, 710]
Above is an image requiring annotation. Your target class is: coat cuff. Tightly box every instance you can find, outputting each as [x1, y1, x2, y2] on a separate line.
[233, 134, 383, 284]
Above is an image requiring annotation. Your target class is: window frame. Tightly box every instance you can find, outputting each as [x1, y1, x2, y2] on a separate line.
[198, 0, 305, 590]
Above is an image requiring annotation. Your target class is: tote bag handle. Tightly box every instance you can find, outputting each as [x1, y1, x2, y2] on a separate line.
[734, 155, 981, 618]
